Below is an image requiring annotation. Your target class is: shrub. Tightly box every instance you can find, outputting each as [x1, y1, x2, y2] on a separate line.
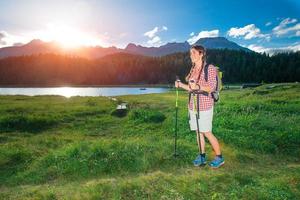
[0, 114, 59, 132]
[129, 109, 166, 123]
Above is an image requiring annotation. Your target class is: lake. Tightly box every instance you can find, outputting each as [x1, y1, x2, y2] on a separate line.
[0, 87, 171, 97]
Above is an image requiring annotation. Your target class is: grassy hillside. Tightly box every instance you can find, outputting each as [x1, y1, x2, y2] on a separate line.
[0, 83, 300, 199]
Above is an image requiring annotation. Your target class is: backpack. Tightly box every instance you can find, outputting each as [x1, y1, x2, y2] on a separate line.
[203, 64, 223, 102]
[187, 64, 223, 121]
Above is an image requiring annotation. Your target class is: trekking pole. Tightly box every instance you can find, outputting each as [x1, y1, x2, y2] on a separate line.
[174, 76, 180, 158]
[191, 83, 202, 155]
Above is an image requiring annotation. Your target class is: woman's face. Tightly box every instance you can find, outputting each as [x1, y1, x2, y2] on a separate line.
[190, 48, 203, 63]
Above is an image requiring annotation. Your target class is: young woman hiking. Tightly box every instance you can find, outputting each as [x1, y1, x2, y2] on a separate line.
[175, 45, 224, 168]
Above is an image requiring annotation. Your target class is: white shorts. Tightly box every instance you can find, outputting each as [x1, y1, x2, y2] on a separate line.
[188, 107, 214, 132]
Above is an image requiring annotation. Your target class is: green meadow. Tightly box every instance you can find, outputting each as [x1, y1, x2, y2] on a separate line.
[0, 83, 300, 199]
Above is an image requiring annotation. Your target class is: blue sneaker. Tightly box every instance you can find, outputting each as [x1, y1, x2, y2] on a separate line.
[193, 154, 206, 166]
[209, 156, 225, 168]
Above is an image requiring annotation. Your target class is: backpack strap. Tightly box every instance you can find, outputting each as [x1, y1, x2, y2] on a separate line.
[215, 74, 219, 91]
[204, 63, 209, 82]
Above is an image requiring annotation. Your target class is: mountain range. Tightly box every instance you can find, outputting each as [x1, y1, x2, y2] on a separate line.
[0, 37, 251, 59]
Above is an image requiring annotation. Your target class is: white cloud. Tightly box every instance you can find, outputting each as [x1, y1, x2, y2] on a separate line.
[265, 22, 272, 26]
[143, 26, 168, 46]
[190, 32, 194, 36]
[0, 30, 30, 48]
[273, 18, 297, 31]
[147, 36, 162, 46]
[272, 18, 300, 37]
[248, 43, 300, 55]
[0, 31, 7, 45]
[187, 29, 219, 44]
[119, 32, 128, 38]
[227, 24, 269, 40]
[296, 31, 300, 36]
[144, 27, 159, 38]
[248, 44, 270, 53]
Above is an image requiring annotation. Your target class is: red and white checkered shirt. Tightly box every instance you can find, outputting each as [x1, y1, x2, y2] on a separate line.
[188, 63, 217, 111]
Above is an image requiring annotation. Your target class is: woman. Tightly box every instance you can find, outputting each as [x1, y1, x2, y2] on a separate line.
[175, 45, 224, 168]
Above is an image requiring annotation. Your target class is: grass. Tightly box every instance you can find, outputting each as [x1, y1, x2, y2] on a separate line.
[0, 83, 300, 199]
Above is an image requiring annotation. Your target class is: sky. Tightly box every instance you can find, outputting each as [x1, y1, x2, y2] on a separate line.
[0, 0, 299, 53]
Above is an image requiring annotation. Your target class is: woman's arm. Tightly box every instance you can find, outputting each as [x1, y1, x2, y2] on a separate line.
[199, 85, 211, 93]
[179, 82, 190, 91]
[175, 81, 191, 91]
[176, 81, 206, 92]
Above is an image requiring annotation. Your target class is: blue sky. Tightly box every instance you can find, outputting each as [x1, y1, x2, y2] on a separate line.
[0, 0, 299, 53]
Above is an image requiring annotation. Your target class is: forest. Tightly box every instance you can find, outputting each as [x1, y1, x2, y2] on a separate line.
[0, 49, 299, 86]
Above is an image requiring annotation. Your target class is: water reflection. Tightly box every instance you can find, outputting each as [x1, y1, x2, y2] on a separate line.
[0, 87, 170, 97]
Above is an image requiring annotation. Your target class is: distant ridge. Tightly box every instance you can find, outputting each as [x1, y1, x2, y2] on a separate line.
[0, 37, 252, 59]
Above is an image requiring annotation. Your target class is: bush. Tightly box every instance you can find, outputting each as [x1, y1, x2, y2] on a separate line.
[0, 114, 59, 132]
[129, 109, 166, 123]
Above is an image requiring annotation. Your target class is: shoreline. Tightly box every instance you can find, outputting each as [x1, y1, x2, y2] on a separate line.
[0, 84, 173, 88]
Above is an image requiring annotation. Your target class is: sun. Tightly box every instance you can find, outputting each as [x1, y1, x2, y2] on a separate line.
[38, 23, 104, 49]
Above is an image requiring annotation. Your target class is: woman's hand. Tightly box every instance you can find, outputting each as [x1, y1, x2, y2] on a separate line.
[189, 80, 200, 91]
[175, 80, 181, 88]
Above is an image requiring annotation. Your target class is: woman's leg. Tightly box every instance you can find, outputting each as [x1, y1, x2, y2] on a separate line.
[202, 131, 221, 155]
[196, 131, 205, 153]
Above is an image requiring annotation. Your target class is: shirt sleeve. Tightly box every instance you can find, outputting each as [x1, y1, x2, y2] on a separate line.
[208, 65, 217, 92]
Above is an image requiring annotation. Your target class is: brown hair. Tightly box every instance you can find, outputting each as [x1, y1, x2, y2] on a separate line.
[185, 45, 207, 82]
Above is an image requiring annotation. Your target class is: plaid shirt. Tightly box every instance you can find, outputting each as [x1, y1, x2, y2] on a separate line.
[188, 62, 217, 111]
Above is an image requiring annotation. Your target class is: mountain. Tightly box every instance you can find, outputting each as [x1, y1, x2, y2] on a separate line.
[125, 41, 191, 56]
[0, 39, 60, 58]
[193, 37, 251, 52]
[0, 40, 123, 59]
[0, 37, 251, 59]
[125, 37, 251, 56]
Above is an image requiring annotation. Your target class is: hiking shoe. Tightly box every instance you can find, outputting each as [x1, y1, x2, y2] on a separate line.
[209, 156, 225, 168]
[193, 154, 206, 166]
